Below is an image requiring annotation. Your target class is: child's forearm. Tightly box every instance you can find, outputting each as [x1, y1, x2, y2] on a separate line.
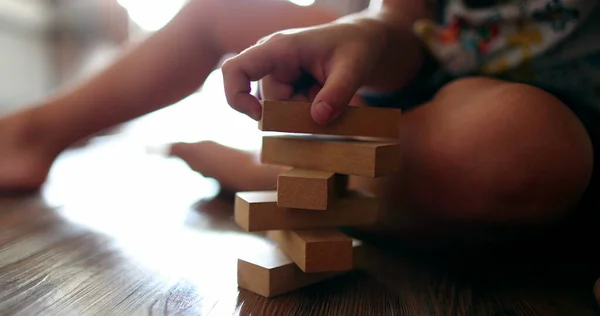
[34, 0, 222, 148]
[339, 0, 434, 93]
[29, 0, 338, 149]
[48, 1, 221, 120]
[50, 0, 338, 117]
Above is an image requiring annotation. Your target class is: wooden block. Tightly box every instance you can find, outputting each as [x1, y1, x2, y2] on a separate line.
[261, 135, 400, 177]
[234, 190, 379, 232]
[277, 169, 348, 210]
[259, 100, 401, 139]
[237, 241, 364, 298]
[267, 229, 353, 273]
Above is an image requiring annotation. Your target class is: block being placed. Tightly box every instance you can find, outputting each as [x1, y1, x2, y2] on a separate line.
[234, 190, 379, 232]
[267, 229, 353, 273]
[277, 169, 348, 211]
[237, 241, 364, 298]
[259, 100, 401, 139]
[261, 135, 400, 177]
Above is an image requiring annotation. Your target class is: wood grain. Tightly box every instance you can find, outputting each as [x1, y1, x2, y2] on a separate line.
[237, 242, 358, 298]
[267, 229, 353, 273]
[234, 190, 380, 232]
[1, 134, 598, 316]
[277, 169, 347, 211]
[258, 100, 401, 139]
[261, 135, 400, 177]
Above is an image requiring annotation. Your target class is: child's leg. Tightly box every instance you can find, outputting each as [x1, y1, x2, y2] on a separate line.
[0, 0, 338, 191]
[355, 76, 593, 244]
[180, 76, 592, 243]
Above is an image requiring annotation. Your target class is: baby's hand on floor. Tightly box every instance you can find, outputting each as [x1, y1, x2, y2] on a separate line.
[221, 20, 387, 125]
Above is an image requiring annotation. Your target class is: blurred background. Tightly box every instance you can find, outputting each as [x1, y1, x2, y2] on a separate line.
[0, 0, 371, 151]
[0, 0, 379, 293]
[0, 0, 371, 205]
[0, 0, 369, 117]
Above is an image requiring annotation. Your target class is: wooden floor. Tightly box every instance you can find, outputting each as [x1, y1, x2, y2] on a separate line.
[1, 73, 600, 315]
[1, 138, 599, 316]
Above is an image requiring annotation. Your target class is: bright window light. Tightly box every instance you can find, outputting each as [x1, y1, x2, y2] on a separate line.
[117, 0, 187, 32]
[289, 0, 315, 6]
[117, 0, 315, 32]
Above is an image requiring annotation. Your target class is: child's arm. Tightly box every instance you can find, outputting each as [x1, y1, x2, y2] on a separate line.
[0, 0, 340, 192]
[34, 0, 338, 147]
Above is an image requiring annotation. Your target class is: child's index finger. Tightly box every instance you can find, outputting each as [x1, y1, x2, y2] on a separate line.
[221, 61, 261, 120]
[222, 45, 281, 120]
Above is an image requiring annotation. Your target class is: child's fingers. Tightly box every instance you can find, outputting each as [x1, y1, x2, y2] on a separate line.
[221, 48, 274, 120]
[311, 53, 365, 124]
[222, 54, 265, 120]
[222, 40, 298, 120]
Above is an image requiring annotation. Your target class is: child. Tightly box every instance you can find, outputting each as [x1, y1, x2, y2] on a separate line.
[2, 0, 599, 264]
[217, 0, 600, 251]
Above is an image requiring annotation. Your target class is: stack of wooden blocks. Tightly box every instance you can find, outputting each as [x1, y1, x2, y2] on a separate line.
[234, 100, 402, 298]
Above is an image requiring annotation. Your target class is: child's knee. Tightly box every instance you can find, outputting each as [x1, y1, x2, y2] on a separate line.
[399, 78, 593, 224]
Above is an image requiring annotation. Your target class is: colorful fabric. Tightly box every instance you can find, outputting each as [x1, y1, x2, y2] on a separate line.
[414, 0, 599, 75]
[390, 0, 600, 114]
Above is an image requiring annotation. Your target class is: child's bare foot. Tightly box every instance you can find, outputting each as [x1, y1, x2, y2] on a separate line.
[169, 141, 285, 193]
[0, 113, 59, 194]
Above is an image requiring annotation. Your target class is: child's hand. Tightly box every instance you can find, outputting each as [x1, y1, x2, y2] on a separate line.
[222, 21, 387, 125]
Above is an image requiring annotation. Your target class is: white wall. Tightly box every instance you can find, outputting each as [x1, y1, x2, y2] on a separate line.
[0, 0, 54, 116]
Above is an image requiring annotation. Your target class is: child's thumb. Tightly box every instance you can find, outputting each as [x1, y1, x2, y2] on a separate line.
[311, 58, 364, 125]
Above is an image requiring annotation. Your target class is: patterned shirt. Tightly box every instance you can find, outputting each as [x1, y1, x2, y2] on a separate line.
[414, 0, 599, 75]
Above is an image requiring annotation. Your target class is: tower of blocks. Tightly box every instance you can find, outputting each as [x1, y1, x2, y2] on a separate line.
[234, 100, 402, 298]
